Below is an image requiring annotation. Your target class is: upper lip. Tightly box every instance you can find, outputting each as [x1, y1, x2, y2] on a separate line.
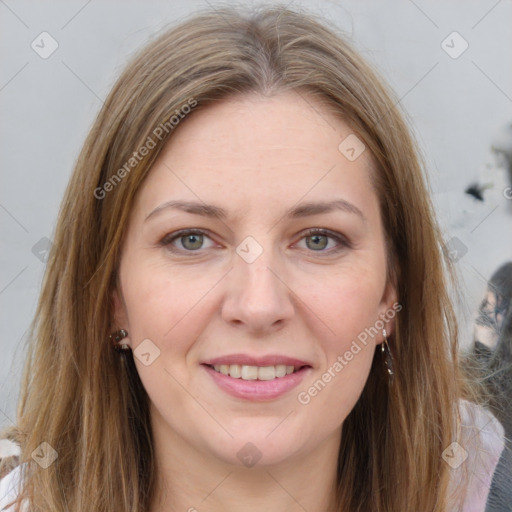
[202, 354, 312, 368]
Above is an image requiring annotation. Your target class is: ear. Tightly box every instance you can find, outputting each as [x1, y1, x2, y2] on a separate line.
[377, 275, 400, 343]
[111, 280, 130, 336]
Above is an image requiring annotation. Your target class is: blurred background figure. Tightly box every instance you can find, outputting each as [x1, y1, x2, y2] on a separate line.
[465, 261, 512, 512]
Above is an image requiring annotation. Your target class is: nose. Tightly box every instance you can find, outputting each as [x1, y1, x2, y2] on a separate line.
[221, 244, 295, 335]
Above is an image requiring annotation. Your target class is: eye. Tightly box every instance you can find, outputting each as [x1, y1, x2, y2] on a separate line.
[159, 228, 351, 255]
[159, 229, 216, 253]
[295, 228, 351, 254]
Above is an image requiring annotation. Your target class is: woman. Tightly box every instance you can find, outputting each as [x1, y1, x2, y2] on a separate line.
[0, 5, 505, 511]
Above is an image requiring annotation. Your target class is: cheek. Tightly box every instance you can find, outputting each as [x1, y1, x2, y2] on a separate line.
[304, 263, 385, 349]
[296, 274, 379, 427]
[120, 259, 229, 392]
[119, 262, 212, 406]
[293, 262, 383, 413]
[122, 258, 213, 340]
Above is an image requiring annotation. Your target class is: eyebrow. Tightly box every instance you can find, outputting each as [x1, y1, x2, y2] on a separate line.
[144, 199, 366, 223]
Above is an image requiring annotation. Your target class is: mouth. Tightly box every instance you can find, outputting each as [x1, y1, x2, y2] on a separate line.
[205, 363, 308, 381]
[201, 355, 312, 401]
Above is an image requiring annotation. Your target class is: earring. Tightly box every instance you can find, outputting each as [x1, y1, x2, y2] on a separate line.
[109, 329, 130, 352]
[381, 328, 394, 383]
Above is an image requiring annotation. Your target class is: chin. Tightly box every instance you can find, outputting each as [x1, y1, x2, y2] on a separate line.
[202, 426, 305, 468]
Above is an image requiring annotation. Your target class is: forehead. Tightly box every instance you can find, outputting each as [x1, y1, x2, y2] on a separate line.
[133, 91, 378, 224]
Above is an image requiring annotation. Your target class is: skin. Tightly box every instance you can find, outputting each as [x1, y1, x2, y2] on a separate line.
[112, 90, 398, 512]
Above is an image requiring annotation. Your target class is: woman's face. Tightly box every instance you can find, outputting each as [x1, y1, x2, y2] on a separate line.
[113, 91, 397, 467]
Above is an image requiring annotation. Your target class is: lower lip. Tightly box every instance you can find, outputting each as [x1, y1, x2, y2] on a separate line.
[202, 364, 311, 401]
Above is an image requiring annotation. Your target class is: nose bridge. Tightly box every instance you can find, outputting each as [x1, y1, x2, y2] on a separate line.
[235, 236, 283, 299]
[222, 234, 294, 330]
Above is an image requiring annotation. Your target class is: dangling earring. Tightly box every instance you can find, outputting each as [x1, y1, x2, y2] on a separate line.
[109, 329, 130, 352]
[381, 328, 394, 383]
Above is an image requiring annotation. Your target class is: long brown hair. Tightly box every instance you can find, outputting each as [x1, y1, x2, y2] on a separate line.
[1, 5, 482, 511]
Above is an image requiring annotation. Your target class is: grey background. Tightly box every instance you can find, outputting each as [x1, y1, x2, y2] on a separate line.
[1, 0, 512, 437]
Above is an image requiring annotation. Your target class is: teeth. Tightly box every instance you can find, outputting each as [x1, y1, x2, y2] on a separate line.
[241, 365, 258, 380]
[258, 366, 275, 380]
[275, 365, 287, 378]
[229, 364, 241, 378]
[211, 364, 301, 380]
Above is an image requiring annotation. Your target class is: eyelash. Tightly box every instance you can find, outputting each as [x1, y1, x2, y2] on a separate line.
[159, 228, 351, 256]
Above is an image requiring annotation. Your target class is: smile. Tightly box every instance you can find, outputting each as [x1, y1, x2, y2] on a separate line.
[202, 359, 312, 401]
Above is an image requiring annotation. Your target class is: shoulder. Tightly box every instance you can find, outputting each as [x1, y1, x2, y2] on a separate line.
[0, 463, 28, 512]
[446, 399, 505, 511]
